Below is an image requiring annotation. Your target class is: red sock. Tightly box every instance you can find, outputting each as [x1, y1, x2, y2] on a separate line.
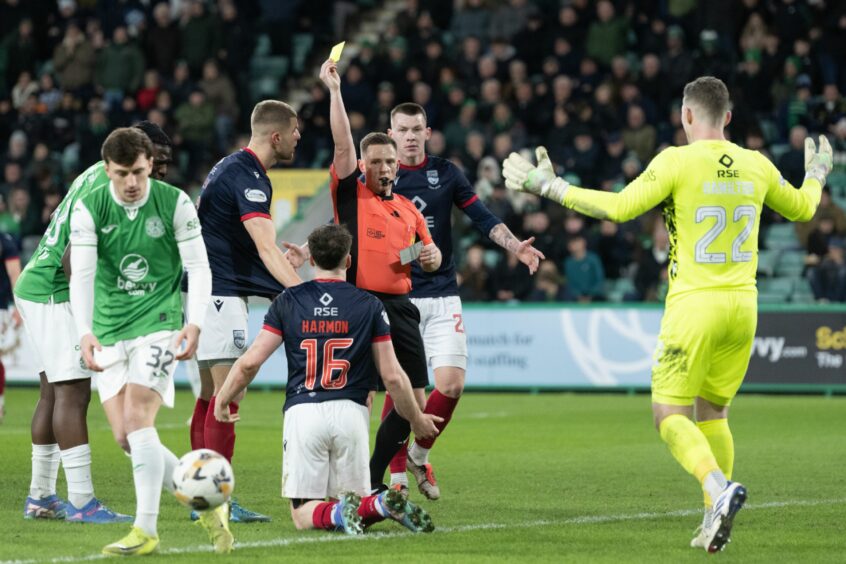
[384, 392, 407, 473]
[415, 390, 459, 449]
[380, 393, 394, 421]
[190, 398, 209, 450]
[204, 396, 238, 462]
[357, 494, 386, 525]
[312, 501, 336, 530]
[389, 439, 408, 473]
[0, 359, 5, 396]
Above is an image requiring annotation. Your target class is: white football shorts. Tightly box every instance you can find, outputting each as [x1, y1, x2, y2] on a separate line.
[411, 295, 468, 370]
[15, 297, 90, 383]
[94, 330, 179, 408]
[190, 294, 249, 363]
[281, 400, 370, 499]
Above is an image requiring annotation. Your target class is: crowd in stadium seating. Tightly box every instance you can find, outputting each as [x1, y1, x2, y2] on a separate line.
[1, 0, 845, 303]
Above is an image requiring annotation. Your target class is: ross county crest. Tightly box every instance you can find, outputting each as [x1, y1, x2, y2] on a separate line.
[145, 216, 165, 238]
[426, 170, 441, 189]
[233, 330, 246, 349]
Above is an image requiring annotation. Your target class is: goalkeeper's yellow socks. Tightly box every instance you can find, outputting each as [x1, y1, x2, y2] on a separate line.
[659, 414, 727, 503]
[697, 418, 734, 506]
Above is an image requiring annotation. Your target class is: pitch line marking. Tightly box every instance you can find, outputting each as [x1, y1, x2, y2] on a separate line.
[3, 497, 845, 564]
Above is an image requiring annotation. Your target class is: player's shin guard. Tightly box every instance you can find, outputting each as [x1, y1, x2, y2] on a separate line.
[659, 414, 725, 500]
[697, 419, 734, 505]
[204, 396, 238, 462]
[369, 409, 411, 489]
[190, 398, 210, 450]
[414, 390, 459, 450]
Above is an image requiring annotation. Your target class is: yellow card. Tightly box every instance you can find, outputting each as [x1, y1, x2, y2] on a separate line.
[329, 41, 346, 63]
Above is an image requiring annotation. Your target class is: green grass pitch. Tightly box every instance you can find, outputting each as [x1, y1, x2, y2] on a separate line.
[1, 389, 844, 563]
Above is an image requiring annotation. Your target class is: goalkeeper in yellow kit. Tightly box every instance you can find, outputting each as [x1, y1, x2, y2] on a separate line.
[503, 77, 832, 553]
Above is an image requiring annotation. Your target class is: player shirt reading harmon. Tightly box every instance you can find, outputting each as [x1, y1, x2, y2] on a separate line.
[70, 179, 200, 345]
[198, 148, 281, 299]
[330, 165, 433, 295]
[262, 279, 391, 411]
[562, 140, 820, 299]
[15, 161, 107, 304]
[395, 154, 501, 298]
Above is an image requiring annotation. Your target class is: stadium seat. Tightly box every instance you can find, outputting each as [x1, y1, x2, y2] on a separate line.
[756, 249, 781, 277]
[791, 277, 816, 303]
[775, 250, 806, 277]
[827, 171, 846, 196]
[832, 194, 846, 213]
[254, 33, 271, 57]
[757, 276, 793, 302]
[765, 223, 800, 250]
[606, 277, 636, 303]
[292, 33, 314, 74]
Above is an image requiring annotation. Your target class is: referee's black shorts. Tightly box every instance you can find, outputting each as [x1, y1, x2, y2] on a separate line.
[369, 291, 428, 390]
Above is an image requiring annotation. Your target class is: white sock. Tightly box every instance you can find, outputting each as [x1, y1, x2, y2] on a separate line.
[161, 445, 178, 493]
[703, 470, 728, 505]
[61, 444, 95, 508]
[389, 472, 408, 487]
[30, 443, 60, 499]
[127, 427, 164, 537]
[408, 441, 429, 466]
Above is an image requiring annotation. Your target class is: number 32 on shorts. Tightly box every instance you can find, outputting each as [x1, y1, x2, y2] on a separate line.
[146, 344, 175, 378]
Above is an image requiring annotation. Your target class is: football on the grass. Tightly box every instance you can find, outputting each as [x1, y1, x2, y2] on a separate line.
[172, 449, 234, 510]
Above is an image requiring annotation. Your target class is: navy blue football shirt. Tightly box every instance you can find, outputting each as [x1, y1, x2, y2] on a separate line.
[197, 148, 282, 299]
[394, 155, 501, 297]
[0, 233, 18, 308]
[262, 279, 391, 411]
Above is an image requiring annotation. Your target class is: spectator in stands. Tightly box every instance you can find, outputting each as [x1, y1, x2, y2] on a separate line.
[526, 260, 571, 302]
[4, 18, 37, 93]
[779, 125, 808, 188]
[174, 89, 214, 180]
[77, 106, 108, 165]
[586, 1, 628, 68]
[634, 220, 670, 302]
[52, 22, 96, 94]
[564, 235, 605, 303]
[623, 104, 656, 164]
[199, 59, 238, 153]
[450, 0, 489, 43]
[10, 72, 37, 110]
[180, 0, 220, 77]
[1, 161, 23, 198]
[594, 219, 633, 281]
[661, 25, 694, 99]
[489, 250, 533, 303]
[808, 235, 846, 302]
[796, 186, 846, 247]
[4, 130, 29, 168]
[95, 26, 144, 110]
[145, 2, 181, 77]
[458, 243, 491, 302]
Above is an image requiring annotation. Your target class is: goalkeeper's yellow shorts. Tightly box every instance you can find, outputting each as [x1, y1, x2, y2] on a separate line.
[651, 289, 757, 407]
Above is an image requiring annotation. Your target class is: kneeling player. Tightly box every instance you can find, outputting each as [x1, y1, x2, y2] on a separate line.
[215, 224, 441, 534]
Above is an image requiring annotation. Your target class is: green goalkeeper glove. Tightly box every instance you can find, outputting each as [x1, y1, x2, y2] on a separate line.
[502, 147, 570, 203]
[804, 135, 833, 187]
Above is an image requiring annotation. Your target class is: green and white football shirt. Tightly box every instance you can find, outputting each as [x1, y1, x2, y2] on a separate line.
[15, 162, 107, 303]
[70, 179, 202, 345]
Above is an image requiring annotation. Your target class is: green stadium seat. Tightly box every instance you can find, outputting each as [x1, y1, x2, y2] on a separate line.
[606, 277, 635, 302]
[250, 56, 289, 80]
[254, 34, 271, 57]
[832, 195, 846, 213]
[791, 277, 816, 303]
[292, 33, 314, 74]
[757, 249, 781, 277]
[775, 250, 806, 277]
[757, 276, 793, 302]
[827, 171, 846, 196]
[765, 223, 800, 250]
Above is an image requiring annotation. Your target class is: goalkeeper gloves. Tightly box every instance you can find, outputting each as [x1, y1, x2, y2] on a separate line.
[804, 135, 833, 187]
[502, 147, 570, 203]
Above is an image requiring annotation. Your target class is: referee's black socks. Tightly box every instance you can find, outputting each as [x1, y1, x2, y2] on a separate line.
[369, 409, 410, 489]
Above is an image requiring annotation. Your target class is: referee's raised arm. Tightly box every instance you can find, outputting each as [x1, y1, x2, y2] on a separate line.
[320, 59, 357, 179]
